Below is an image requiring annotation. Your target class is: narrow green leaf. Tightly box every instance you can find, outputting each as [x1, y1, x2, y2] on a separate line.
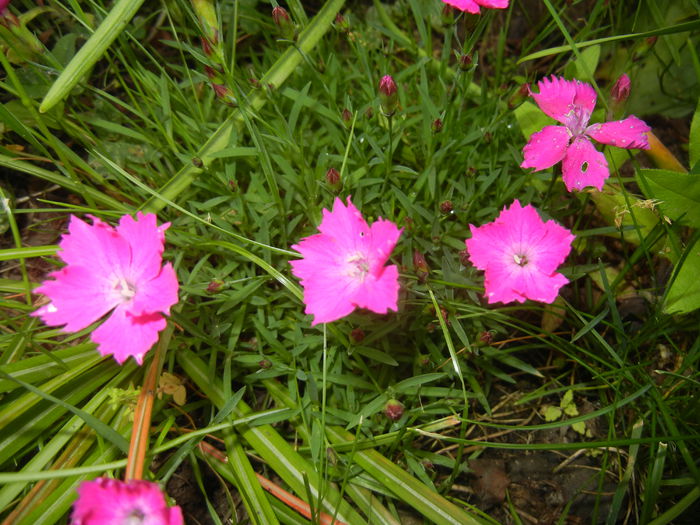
[40, 0, 146, 112]
[326, 426, 486, 525]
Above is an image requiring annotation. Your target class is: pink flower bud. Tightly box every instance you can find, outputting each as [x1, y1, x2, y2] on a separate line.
[432, 118, 443, 133]
[325, 167, 340, 187]
[341, 108, 352, 122]
[350, 328, 365, 343]
[272, 6, 295, 40]
[378, 75, 398, 116]
[611, 73, 631, 104]
[384, 399, 404, 421]
[413, 250, 430, 283]
[459, 54, 473, 71]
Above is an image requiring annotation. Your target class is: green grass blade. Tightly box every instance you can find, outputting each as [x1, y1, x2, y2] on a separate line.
[326, 426, 486, 525]
[39, 0, 147, 113]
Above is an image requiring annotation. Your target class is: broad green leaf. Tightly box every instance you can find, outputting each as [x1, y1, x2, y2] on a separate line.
[664, 236, 700, 314]
[638, 169, 700, 228]
[690, 98, 700, 169]
[514, 100, 549, 140]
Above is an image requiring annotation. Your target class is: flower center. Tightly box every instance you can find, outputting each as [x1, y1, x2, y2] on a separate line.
[513, 253, 529, 267]
[123, 508, 145, 525]
[113, 276, 137, 302]
[564, 106, 590, 137]
[345, 252, 370, 281]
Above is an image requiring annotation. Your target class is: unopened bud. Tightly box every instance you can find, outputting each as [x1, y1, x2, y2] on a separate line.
[272, 7, 295, 40]
[334, 13, 349, 32]
[413, 250, 430, 283]
[378, 75, 398, 116]
[432, 118, 443, 133]
[479, 331, 494, 345]
[384, 399, 404, 421]
[259, 359, 272, 369]
[211, 83, 236, 106]
[439, 200, 453, 214]
[341, 108, 352, 122]
[459, 54, 472, 71]
[508, 83, 530, 109]
[611, 73, 631, 104]
[459, 248, 470, 267]
[325, 167, 340, 187]
[206, 279, 224, 293]
[350, 328, 365, 343]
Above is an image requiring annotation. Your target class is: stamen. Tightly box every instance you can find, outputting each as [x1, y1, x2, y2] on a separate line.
[513, 254, 529, 267]
[114, 277, 137, 301]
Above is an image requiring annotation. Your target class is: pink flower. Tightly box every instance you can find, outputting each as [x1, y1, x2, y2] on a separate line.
[71, 478, 183, 525]
[290, 197, 402, 325]
[520, 75, 651, 191]
[465, 200, 574, 304]
[32, 213, 179, 365]
[441, 0, 509, 14]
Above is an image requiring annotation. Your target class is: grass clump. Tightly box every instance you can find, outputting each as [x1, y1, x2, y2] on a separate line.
[0, 0, 699, 523]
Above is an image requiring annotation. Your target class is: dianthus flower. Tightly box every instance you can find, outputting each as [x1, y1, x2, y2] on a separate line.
[32, 213, 179, 365]
[71, 478, 183, 525]
[441, 0, 509, 14]
[520, 75, 650, 191]
[465, 200, 574, 304]
[290, 197, 402, 324]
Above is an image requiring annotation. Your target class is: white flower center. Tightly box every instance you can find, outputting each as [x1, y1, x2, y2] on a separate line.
[113, 276, 137, 302]
[513, 253, 529, 267]
[344, 252, 370, 281]
[123, 508, 145, 525]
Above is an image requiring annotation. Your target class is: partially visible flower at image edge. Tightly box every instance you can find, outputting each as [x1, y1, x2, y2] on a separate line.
[520, 75, 651, 192]
[290, 197, 402, 325]
[32, 213, 179, 365]
[71, 477, 183, 525]
[465, 200, 574, 304]
[441, 0, 509, 15]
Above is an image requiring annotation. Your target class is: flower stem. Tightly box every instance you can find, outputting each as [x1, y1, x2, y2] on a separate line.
[646, 131, 687, 173]
[124, 330, 169, 481]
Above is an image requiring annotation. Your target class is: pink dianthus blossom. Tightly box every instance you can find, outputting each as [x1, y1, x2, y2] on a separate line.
[32, 213, 179, 365]
[71, 477, 183, 525]
[465, 200, 574, 304]
[290, 197, 402, 325]
[441, 0, 509, 14]
[520, 75, 651, 191]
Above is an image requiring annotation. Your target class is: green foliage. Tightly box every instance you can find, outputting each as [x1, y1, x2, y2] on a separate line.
[0, 0, 699, 524]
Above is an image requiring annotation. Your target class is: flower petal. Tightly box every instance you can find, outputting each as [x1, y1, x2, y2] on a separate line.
[586, 115, 651, 149]
[476, 0, 509, 8]
[441, 0, 482, 13]
[351, 265, 400, 315]
[366, 218, 402, 274]
[521, 125, 570, 170]
[116, 212, 170, 283]
[32, 266, 120, 332]
[91, 306, 166, 364]
[562, 137, 609, 191]
[129, 262, 179, 317]
[59, 215, 131, 280]
[317, 197, 371, 253]
[483, 263, 568, 304]
[530, 76, 597, 124]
